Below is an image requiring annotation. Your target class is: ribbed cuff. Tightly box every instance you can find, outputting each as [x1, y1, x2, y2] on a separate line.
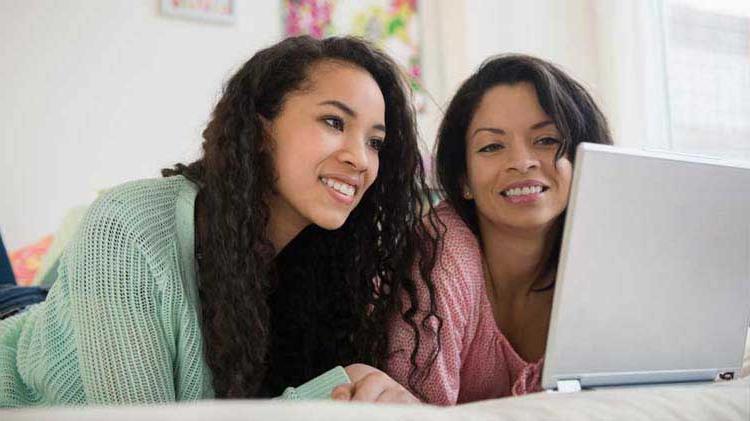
[278, 366, 351, 401]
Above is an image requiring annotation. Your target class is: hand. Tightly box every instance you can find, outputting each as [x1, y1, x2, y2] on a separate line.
[331, 363, 420, 404]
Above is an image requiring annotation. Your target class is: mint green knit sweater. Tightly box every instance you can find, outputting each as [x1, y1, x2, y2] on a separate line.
[0, 176, 349, 407]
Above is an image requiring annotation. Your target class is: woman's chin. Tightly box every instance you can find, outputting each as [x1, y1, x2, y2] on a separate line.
[311, 212, 350, 230]
[504, 214, 562, 232]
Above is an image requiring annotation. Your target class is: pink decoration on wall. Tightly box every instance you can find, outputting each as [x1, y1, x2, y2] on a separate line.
[282, 0, 426, 112]
[9, 235, 53, 286]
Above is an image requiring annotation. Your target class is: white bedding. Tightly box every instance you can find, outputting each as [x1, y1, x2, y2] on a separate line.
[2, 377, 747, 421]
[4, 331, 749, 420]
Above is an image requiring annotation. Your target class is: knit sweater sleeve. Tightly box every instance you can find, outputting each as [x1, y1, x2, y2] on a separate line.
[277, 366, 351, 400]
[386, 240, 475, 406]
[66, 197, 178, 404]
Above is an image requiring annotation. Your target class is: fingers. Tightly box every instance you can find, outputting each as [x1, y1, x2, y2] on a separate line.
[376, 387, 420, 404]
[331, 384, 353, 401]
[351, 372, 387, 402]
[337, 364, 420, 405]
[343, 363, 377, 383]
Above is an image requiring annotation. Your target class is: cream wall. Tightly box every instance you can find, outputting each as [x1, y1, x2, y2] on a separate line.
[419, 0, 600, 161]
[464, 0, 599, 89]
[0, 1, 281, 249]
[0, 0, 600, 250]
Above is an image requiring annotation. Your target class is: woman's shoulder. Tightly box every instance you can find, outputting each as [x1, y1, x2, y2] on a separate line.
[430, 202, 482, 257]
[423, 201, 484, 290]
[85, 176, 194, 226]
[60, 176, 200, 301]
[77, 176, 198, 261]
[92, 176, 196, 215]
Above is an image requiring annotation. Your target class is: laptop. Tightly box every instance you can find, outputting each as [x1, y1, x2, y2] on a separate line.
[542, 143, 750, 392]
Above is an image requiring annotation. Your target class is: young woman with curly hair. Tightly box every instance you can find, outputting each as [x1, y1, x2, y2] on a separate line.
[0, 35, 441, 406]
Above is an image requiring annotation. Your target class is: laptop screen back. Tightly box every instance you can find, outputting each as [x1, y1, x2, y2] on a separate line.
[542, 143, 750, 389]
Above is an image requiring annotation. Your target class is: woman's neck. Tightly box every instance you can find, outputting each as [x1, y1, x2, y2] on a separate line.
[478, 217, 560, 298]
[267, 214, 306, 255]
[266, 196, 310, 255]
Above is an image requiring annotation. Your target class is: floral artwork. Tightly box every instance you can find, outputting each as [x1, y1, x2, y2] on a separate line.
[283, 0, 425, 111]
[284, 0, 335, 38]
[161, 0, 236, 24]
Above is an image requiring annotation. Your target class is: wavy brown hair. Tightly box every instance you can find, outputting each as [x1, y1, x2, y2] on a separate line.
[163, 36, 441, 398]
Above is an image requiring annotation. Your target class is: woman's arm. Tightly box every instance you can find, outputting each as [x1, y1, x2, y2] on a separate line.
[386, 250, 474, 405]
[277, 366, 351, 400]
[66, 202, 179, 403]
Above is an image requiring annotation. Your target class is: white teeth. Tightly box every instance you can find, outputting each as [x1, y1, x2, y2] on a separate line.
[503, 185, 543, 197]
[321, 177, 355, 197]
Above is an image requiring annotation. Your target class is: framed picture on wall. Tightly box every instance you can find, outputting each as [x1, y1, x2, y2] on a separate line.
[283, 0, 425, 112]
[160, 0, 236, 24]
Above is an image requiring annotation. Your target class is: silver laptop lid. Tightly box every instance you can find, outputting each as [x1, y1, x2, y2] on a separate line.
[542, 143, 750, 390]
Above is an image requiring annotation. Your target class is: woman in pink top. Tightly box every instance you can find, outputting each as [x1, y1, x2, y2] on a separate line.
[387, 54, 613, 405]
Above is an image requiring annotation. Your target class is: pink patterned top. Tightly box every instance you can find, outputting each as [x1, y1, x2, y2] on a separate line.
[387, 203, 543, 405]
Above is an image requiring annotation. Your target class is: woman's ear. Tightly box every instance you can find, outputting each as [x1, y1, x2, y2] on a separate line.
[259, 114, 272, 135]
[461, 179, 473, 200]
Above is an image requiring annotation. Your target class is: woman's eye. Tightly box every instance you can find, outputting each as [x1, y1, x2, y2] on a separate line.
[323, 116, 345, 131]
[478, 143, 503, 153]
[368, 138, 385, 152]
[536, 137, 561, 146]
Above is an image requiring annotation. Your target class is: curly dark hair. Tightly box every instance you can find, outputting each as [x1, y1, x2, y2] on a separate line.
[435, 54, 613, 288]
[162, 35, 441, 398]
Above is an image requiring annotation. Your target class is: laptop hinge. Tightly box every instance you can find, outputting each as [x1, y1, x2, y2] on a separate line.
[556, 379, 582, 393]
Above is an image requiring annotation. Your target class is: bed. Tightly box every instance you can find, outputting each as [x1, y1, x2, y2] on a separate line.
[2, 375, 748, 421]
[3, 333, 749, 421]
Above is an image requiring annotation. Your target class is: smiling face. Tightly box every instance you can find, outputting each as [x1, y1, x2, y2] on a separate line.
[465, 82, 572, 233]
[267, 60, 386, 233]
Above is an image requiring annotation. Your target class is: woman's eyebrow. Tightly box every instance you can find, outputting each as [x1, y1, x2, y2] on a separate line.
[471, 127, 506, 139]
[530, 120, 555, 130]
[318, 100, 356, 117]
[318, 99, 386, 133]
